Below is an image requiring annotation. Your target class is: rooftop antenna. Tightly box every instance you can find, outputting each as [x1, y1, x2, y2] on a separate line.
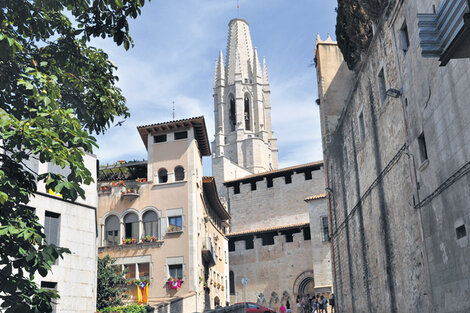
[172, 101, 175, 121]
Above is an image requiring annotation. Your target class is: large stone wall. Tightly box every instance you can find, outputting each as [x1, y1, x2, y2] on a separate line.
[229, 232, 315, 308]
[224, 165, 325, 233]
[317, 1, 470, 313]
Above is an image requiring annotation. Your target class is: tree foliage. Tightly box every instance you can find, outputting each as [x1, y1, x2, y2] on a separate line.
[97, 255, 128, 310]
[335, 0, 389, 70]
[0, 1, 148, 312]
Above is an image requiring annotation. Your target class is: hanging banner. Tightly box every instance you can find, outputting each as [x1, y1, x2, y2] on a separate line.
[137, 282, 148, 303]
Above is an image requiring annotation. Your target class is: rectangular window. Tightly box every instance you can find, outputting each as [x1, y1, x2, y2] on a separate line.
[168, 216, 182, 232]
[400, 22, 410, 52]
[44, 211, 60, 246]
[359, 111, 365, 141]
[41, 282, 57, 313]
[124, 264, 136, 280]
[169, 264, 183, 279]
[304, 171, 312, 180]
[418, 132, 428, 163]
[321, 216, 330, 241]
[378, 68, 386, 103]
[138, 263, 150, 280]
[154, 134, 167, 143]
[233, 184, 240, 194]
[174, 131, 188, 140]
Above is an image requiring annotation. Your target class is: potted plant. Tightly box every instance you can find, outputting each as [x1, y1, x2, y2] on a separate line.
[125, 238, 132, 244]
[168, 225, 174, 232]
[122, 238, 126, 245]
[203, 281, 208, 287]
[151, 236, 157, 242]
[131, 238, 137, 244]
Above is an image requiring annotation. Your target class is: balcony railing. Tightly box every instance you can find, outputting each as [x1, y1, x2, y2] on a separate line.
[417, 0, 470, 65]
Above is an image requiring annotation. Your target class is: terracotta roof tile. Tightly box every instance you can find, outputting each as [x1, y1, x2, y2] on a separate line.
[304, 193, 327, 202]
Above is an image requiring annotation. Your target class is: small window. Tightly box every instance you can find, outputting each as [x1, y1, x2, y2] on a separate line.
[154, 134, 167, 143]
[168, 216, 182, 232]
[169, 264, 183, 279]
[229, 95, 236, 132]
[418, 132, 428, 163]
[304, 171, 312, 180]
[244, 95, 251, 131]
[105, 215, 120, 246]
[456, 225, 467, 239]
[321, 216, 330, 241]
[41, 282, 57, 313]
[124, 213, 139, 240]
[359, 111, 365, 141]
[400, 22, 410, 52]
[174, 131, 188, 140]
[158, 168, 168, 183]
[229, 271, 235, 294]
[124, 264, 136, 279]
[143, 211, 159, 238]
[261, 234, 275, 246]
[44, 211, 60, 246]
[175, 166, 185, 181]
[139, 263, 150, 280]
[378, 68, 387, 103]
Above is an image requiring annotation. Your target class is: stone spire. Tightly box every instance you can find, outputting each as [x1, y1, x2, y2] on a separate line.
[214, 50, 225, 87]
[263, 56, 270, 88]
[253, 47, 262, 80]
[212, 18, 278, 183]
[226, 18, 254, 84]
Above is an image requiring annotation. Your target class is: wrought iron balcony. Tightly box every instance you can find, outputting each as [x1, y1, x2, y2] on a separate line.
[417, 0, 470, 65]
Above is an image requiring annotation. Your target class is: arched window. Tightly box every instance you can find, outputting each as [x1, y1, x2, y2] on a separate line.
[105, 215, 120, 246]
[174, 166, 185, 181]
[143, 211, 159, 239]
[229, 95, 236, 132]
[229, 270, 235, 294]
[244, 94, 251, 130]
[158, 168, 168, 184]
[124, 212, 139, 240]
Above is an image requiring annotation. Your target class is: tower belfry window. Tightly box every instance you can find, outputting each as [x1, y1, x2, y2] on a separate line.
[244, 95, 251, 131]
[229, 95, 236, 132]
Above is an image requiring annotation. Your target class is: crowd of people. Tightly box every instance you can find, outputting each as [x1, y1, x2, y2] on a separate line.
[278, 294, 334, 313]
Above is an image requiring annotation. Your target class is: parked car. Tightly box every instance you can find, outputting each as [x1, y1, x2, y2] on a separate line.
[235, 302, 275, 313]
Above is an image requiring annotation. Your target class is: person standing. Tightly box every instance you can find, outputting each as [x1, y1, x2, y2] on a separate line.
[329, 294, 335, 313]
[286, 300, 291, 313]
[280, 303, 286, 313]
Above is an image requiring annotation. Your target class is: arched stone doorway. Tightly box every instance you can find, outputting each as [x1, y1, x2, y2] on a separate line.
[293, 270, 315, 297]
[214, 296, 220, 308]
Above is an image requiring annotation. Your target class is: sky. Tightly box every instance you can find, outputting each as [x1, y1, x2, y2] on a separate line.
[92, 0, 338, 175]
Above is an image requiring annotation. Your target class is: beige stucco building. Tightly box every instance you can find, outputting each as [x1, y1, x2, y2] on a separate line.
[97, 117, 230, 311]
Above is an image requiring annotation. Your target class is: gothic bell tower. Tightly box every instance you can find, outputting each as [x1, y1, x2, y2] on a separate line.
[212, 18, 278, 186]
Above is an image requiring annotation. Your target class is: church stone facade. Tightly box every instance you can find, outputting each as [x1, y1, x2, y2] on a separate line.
[316, 1, 470, 312]
[212, 19, 333, 308]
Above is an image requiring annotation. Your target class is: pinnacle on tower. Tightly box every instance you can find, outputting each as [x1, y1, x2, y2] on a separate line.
[214, 50, 225, 87]
[263, 56, 270, 88]
[253, 47, 262, 80]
